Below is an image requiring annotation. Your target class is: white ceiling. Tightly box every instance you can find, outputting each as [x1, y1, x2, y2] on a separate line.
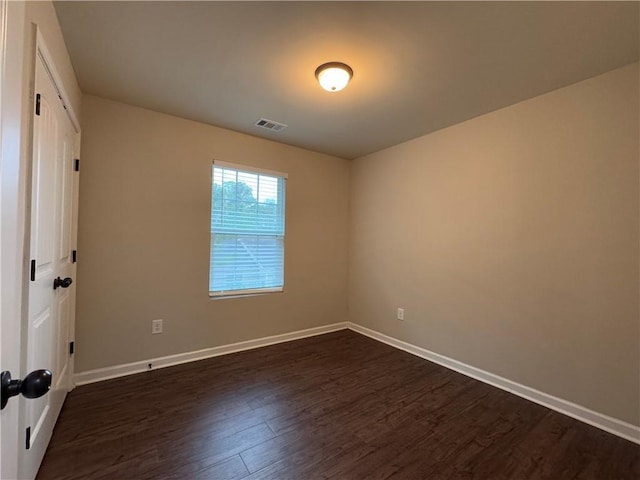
[54, 1, 639, 160]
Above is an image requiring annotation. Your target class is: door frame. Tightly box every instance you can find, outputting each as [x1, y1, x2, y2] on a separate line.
[1, 1, 27, 478]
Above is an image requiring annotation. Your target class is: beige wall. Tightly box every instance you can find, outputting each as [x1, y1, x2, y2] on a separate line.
[349, 63, 639, 426]
[78, 64, 637, 427]
[76, 95, 350, 372]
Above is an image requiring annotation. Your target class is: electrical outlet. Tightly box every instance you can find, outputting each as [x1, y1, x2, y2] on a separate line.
[151, 319, 163, 334]
[397, 308, 405, 321]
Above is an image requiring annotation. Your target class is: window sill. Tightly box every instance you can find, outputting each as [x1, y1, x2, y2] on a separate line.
[209, 288, 284, 300]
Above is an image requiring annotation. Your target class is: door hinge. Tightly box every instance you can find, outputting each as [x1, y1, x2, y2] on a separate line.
[30, 259, 36, 281]
[26, 426, 31, 450]
[74, 158, 80, 172]
[69, 341, 75, 355]
[35, 94, 41, 116]
[72, 250, 77, 263]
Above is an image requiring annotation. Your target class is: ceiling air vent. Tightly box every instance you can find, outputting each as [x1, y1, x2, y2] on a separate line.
[254, 118, 287, 132]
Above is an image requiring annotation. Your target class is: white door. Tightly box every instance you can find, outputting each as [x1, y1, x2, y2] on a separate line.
[18, 45, 79, 480]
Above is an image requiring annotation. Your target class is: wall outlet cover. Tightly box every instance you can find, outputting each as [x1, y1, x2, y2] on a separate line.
[152, 319, 163, 334]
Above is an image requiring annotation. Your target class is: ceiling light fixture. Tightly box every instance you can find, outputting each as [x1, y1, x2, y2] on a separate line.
[315, 62, 353, 92]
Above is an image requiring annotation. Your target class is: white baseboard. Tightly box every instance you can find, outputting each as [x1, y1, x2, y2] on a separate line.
[74, 322, 348, 386]
[347, 322, 640, 445]
[74, 319, 639, 445]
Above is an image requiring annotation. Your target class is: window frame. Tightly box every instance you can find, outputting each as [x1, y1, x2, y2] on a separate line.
[209, 160, 287, 299]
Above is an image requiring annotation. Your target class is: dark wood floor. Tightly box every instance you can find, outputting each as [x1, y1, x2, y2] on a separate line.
[38, 330, 638, 479]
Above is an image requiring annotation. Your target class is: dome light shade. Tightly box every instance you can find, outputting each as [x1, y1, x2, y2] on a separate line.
[315, 62, 353, 92]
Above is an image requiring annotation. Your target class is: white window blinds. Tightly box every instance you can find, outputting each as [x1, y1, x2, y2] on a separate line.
[210, 162, 286, 297]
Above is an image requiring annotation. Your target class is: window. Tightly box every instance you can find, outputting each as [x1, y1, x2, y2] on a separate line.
[210, 161, 287, 297]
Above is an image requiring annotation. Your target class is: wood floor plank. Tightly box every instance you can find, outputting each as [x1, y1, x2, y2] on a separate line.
[193, 455, 249, 480]
[143, 422, 274, 479]
[37, 330, 639, 480]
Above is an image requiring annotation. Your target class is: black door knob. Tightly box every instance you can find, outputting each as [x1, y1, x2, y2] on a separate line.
[53, 277, 73, 290]
[1, 370, 52, 410]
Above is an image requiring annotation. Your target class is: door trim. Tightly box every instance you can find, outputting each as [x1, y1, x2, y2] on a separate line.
[0, 1, 27, 479]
